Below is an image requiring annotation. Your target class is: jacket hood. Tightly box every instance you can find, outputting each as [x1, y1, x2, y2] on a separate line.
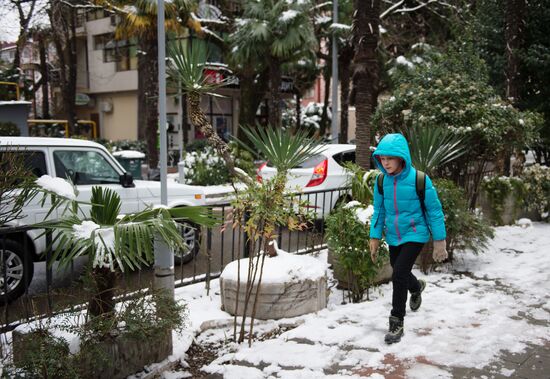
[372, 133, 412, 177]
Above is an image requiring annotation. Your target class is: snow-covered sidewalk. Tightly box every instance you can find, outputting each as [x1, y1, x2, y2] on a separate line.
[159, 223, 550, 378]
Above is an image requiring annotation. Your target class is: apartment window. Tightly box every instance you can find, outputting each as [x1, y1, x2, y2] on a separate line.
[103, 38, 138, 71]
[86, 9, 110, 21]
[94, 33, 113, 50]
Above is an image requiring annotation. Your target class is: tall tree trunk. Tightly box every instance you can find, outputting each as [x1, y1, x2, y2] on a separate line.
[268, 57, 282, 128]
[352, 0, 380, 170]
[339, 44, 353, 144]
[188, 92, 252, 185]
[50, 0, 78, 135]
[237, 68, 268, 142]
[38, 33, 50, 119]
[295, 91, 301, 131]
[12, 0, 37, 71]
[505, 0, 525, 104]
[320, 65, 331, 137]
[503, 0, 526, 175]
[141, 38, 159, 168]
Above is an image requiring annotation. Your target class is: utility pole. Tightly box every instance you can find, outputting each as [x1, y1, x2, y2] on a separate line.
[331, 0, 339, 143]
[154, 0, 174, 296]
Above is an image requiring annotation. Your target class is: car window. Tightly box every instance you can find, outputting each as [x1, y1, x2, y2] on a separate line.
[0, 150, 47, 177]
[292, 154, 326, 169]
[53, 150, 120, 184]
[332, 150, 356, 166]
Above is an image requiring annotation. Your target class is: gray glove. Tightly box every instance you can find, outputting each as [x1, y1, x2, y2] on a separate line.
[433, 239, 448, 262]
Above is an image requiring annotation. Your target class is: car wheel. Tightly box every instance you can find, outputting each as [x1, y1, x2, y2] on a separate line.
[174, 222, 201, 265]
[0, 239, 34, 305]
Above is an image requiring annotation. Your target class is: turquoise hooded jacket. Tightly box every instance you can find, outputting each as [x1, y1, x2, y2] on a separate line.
[369, 133, 446, 246]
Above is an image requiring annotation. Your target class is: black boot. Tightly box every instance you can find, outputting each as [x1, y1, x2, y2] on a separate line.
[384, 316, 404, 344]
[410, 279, 426, 312]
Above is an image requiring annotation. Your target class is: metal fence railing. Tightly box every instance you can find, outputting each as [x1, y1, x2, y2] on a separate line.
[0, 186, 351, 332]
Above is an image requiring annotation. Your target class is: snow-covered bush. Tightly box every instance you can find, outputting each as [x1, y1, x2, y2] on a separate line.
[282, 102, 331, 136]
[181, 142, 255, 186]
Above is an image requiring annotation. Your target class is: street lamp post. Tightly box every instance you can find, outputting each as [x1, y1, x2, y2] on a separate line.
[331, 0, 339, 143]
[155, 0, 174, 296]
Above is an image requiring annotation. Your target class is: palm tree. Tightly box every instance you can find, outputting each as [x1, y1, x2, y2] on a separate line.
[39, 185, 217, 318]
[229, 0, 317, 128]
[97, 0, 202, 168]
[352, 0, 381, 169]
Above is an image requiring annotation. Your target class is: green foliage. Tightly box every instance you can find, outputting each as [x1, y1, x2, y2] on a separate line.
[237, 125, 325, 174]
[521, 164, 550, 217]
[403, 124, 470, 176]
[343, 163, 377, 205]
[325, 204, 388, 303]
[373, 44, 541, 163]
[167, 41, 229, 95]
[434, 179, 494, 255]
[180, 142, 255, 186]
[471, 0, 550, 163]
[481, 176, 525, 225]
[0, 150, 40, 226]
[3, 291, 187, 378]
[0, 121, 20, 136]
[229, 0, 317, 65]
[2, 329, 77, 379]
[37, 185, 218, 274]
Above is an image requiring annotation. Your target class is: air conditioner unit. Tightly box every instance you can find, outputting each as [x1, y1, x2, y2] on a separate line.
[100, 101, 113, 113]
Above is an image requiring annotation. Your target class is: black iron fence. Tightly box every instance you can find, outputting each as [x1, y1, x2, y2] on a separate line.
[0, 186, 351, 332]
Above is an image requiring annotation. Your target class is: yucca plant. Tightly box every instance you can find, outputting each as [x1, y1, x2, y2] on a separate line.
[167, 42, 252, 185]
[231, 126, 325, 345]
[38, 186, 217, 318]
[403, 124, 470, 176]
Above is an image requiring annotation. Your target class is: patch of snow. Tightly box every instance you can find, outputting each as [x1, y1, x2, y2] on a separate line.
[280, 10, 298, 22]
[112, 150, 145, 159]
[220, 249, 327, 284]
[36, 175, 76, 200]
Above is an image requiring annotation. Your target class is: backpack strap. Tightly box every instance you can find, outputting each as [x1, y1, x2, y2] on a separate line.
[377, 173, 384, 196]
[416, 170, 429, 228]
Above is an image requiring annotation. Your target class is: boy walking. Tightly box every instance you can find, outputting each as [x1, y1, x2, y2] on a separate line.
[369, 133, 448, 344]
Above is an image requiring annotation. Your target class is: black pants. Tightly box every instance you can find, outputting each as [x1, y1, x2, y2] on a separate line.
[389, 242, 424, 320]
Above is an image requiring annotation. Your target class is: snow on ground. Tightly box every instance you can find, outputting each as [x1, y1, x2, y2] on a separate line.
[163, 223, 550, 378]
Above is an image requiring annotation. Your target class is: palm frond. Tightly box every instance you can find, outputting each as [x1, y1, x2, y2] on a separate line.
[167, 41, 230, 95]
[236, 126, 326, 174]
[405, 125, 470, 176]
[90, 186, 121, 225]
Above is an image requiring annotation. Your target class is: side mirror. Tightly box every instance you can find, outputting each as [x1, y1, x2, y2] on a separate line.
[119, 172, 135, 188]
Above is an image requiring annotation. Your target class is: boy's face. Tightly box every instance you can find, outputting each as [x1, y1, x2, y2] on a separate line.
[379, 156, 403, 175]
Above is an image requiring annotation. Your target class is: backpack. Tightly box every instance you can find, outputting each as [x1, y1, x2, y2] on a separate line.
[376, 170, 427, 218]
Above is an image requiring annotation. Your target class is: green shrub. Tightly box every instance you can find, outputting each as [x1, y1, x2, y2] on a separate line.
[181, 142, 255, 185]
[435, 178, 494, 255]
[2, 291, 187, 378]
[326, 204, 388, 303]
[480, 176, 525, 225]
[521, 164, 550, 218]
[0, 121, 20, 136]
[325, 167, 387, 303]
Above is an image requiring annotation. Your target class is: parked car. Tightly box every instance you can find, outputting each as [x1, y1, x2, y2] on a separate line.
[0, 137, 210, 303]
[257, 144, 356, 218]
